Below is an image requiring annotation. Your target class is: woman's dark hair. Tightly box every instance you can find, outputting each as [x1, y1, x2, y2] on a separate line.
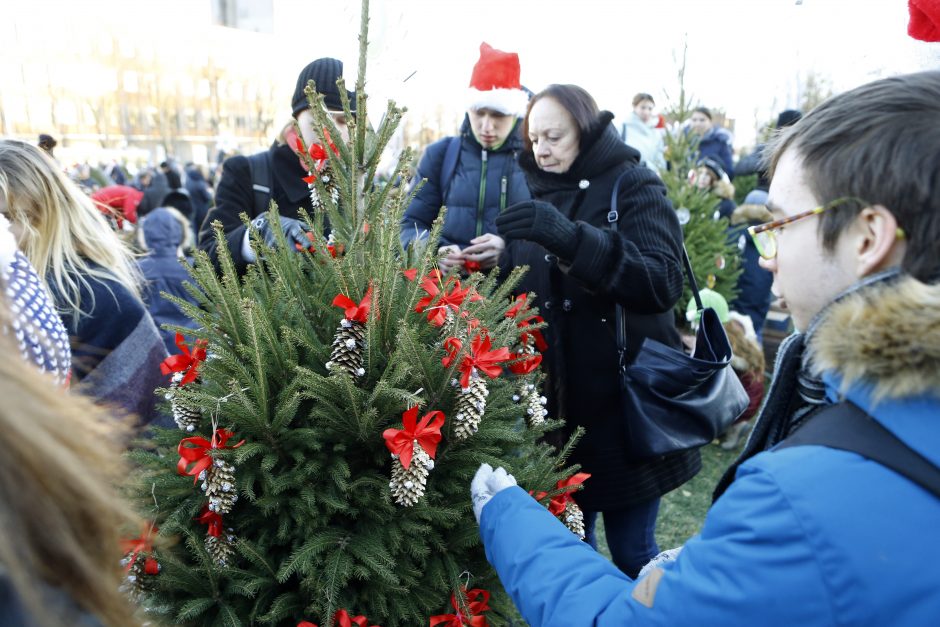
[522, 84, 599, 154]
[692, 106, 712, 120]
[632, 92, 655, 107]
[767, 70, 940, 282]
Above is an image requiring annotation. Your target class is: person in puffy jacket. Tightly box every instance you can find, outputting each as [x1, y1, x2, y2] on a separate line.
[400, 42, 531, 274]
[689, 106, 735, 179]
[198, 57, 354, 275]
[137, 206, 200, 354]
[470, 70, 940, 627]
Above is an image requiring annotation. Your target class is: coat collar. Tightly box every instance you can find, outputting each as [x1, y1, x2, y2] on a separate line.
[519, 111, 640, 194]
[270, 142, 314, 204]
[808, 274, 940, 402]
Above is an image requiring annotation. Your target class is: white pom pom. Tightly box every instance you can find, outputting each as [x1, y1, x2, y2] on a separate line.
[345, 338, 357, 349]
[512, 395, 521, 402]
[404, 480, 414, 489]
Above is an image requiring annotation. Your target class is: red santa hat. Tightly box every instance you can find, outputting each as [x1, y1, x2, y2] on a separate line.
[909, 0, 940, 41]
[467, 42, 528, 116]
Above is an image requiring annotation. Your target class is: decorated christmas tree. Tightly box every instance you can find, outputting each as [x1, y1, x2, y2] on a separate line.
[127, 2, 581, 625]
[660, 41, 742, 314]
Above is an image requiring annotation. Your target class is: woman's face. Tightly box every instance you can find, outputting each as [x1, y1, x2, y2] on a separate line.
[690, 112, 712, 135]
[634, 99, 655, 123]
[527, 97, 580, 174]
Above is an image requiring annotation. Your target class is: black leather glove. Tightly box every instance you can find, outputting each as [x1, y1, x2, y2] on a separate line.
[496, 199, 578, 260]
[251, 215, 312, 252]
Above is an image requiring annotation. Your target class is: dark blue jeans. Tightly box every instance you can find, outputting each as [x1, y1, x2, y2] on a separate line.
[583, 498, 661, 579]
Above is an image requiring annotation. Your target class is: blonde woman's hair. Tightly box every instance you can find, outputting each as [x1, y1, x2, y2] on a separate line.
[0, 140, 142, 323]
[0, 329, 143, 626]
[136, 205, 194, 257]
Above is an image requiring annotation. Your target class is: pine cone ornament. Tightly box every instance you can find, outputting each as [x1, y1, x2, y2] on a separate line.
[326, 319, 366, 378]
[202, 458, 237, 514]
[453, 377, 488, 441]
[206, 529, 237, 567]
[562, 500, 586, 540]
[389, 440, 434, 507]
[513, 381, 548, 427]
[167, 371, 201, 432]
[310, 161, 340, 211]
[120, 553, 159, 602]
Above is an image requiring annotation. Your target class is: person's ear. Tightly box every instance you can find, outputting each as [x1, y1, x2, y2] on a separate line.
[854, 205, 905, 277]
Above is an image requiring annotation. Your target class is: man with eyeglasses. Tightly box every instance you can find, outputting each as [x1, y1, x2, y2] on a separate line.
[469, 71, 940, 625]
[198, 58, 354, 275]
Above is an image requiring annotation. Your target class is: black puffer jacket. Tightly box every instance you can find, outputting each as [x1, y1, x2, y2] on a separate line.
[501, 112, 701, 510]
[198, 142, 312, 275]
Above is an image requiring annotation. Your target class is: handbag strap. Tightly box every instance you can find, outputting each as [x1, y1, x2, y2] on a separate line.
[608, 169, 701, 368]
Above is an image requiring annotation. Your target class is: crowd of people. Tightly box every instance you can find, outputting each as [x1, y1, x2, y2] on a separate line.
[0, 31, 937, 626]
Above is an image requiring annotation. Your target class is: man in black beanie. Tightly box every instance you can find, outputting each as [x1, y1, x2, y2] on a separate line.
[198, 57, 354, 274]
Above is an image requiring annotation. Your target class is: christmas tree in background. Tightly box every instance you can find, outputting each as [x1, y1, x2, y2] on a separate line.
[128, 1, 580, 625]
[660, 40, 742, 315]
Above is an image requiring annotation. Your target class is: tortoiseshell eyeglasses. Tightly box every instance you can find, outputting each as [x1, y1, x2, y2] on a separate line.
[747, 197, 864, 260]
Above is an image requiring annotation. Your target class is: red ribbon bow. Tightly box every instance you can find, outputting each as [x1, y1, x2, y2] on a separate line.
[442, 333, 511, 389]
[403, 267, 419, 281]
[177, 428, 245, 485]
[160, 333, 208, 385]
[462, 259, 482, 273]
[532, 473, 592, 515]
[429, 587, 491, 626]
[505, 295, 547, 352]
[507, 351, 542, 375]
[415, 273, 482, 327]
[196, 504, 223, 537]
[294, 128, 341, 183]
[335, 609, 380, 627]
[120, 524, 159, 574]
[383, 406, 445, 469]
[332, 285, 373, 324]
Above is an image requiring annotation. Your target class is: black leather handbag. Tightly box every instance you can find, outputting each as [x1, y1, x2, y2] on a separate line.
[608, 171, 749, 459]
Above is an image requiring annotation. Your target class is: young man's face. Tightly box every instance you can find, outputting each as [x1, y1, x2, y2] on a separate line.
[297, 108, 350, 145]
[468, 108, 515, 149]
[760, 148, 857, 331]
[690, 112, 712, 135]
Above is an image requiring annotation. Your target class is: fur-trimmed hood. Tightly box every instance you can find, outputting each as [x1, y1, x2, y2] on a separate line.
[730, 202, 773, 226]
[713, 179, 735, 200]
[809, 275, 940, 401]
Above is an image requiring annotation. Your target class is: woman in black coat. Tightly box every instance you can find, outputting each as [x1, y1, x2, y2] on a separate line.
[496, 85, 701, 578]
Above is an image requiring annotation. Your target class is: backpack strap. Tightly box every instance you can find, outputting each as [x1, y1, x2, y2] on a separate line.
[246, 151, 273, 215]
[778, 401, 940, 498]
[439, 136, 462, 201]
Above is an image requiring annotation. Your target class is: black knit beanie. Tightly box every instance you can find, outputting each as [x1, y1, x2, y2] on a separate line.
[291, 58, 355, 117]
[776, 109, 802, 129]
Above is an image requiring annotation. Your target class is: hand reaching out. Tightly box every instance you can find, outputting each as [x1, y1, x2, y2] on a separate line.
[437, 245, 464, 274]
[461, 233, 505, 270]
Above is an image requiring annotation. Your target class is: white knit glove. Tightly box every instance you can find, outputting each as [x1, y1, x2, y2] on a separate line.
[471, 463, 517, 523]
[638, 546, 684, 579]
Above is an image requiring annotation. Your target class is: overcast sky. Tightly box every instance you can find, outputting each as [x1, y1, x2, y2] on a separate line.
[330, 0, 939, 146]
[5, 0, 938, 150]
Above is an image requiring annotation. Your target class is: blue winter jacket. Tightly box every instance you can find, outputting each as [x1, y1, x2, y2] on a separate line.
[400, 115, 530, 250]
[696, 126, 735, 180]
[480, 275, 940, 626]
[138, 207, 200, 354]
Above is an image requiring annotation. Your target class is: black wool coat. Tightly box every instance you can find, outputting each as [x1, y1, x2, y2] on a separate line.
[198, 142, 314, 275]
[501, 112, 701, 511]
